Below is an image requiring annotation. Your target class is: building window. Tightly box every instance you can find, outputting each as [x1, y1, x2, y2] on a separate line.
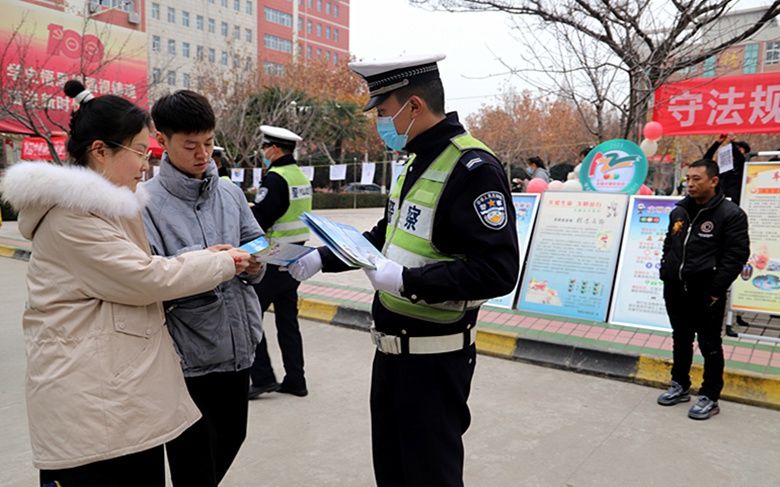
[208, 18, 215, 33]
[182, 11, 190, 27]
[264, 34, 293, 53]
[221, 51, 228, 65]
[182, 42, 190, 58]
[233, 25, 240, 40]
[182, 73, 191, 89]
[316, 23, 321, 37]
[334, 52, 339, 64]
[152, 68, 161, 83]
[245, 28, 252, 42]
[221, 22, 228, 37]
[168, 39, 176, 55]
[246, 0, 253, 15]
[325, 2, 330, 14]
[167, 71, 176, 86]
[307, 0, 312, 7]
[152, 35, 160, 52]
[307, 20, 312, 34]
[334, 4, 339, 17]
[306, 45, 312, 58]
[265, 7, 293, 27]
[208, 0, 214, 3]
[263, 62, 285, 76]
[208, 48, 216, 63]
[151, 2, 159, 19]
[326, 26, 330, 39]
[317, 0, 322, 11]
[317, 47, 321, 58]
[334, 28, 339, 42]
[246, 57, 253, 70]
[197, 45, 204, 60]
[167, 6, 175, 23]
[765, 41, 780, 65]
[221, 0, 227, 7]
[234, 0, 240, 11]
[196, 15, 204, 30]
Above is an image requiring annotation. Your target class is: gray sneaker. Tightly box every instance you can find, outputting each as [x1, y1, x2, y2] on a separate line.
[688, 396, 720, 420]
[657, 381, 691, 406]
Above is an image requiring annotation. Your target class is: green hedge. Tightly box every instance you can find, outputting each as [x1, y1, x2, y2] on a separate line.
[312, 193, 388, 209]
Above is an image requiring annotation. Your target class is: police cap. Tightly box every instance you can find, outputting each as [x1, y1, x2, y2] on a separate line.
[260, 125, 302, 150]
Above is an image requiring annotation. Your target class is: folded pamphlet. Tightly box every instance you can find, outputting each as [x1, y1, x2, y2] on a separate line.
[239, 235, 314, 267]
[300, 212, 383, 269]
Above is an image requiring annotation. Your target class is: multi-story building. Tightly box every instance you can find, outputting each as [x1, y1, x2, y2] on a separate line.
[145, 0, 259, 97]
[259, 0, 350, 76]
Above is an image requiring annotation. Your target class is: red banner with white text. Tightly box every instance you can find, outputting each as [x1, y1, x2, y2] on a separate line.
[653, 73, 780, 136]
[21, 136, 67, 161]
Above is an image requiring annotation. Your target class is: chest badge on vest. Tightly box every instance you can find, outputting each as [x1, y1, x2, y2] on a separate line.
[474, 191, 507, 230]
[700, 221, 714, 233]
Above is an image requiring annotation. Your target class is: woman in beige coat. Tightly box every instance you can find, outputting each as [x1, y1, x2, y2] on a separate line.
[0, 81, 256, 486]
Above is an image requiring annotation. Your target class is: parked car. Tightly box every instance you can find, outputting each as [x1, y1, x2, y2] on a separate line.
[343, 183, 382, 193]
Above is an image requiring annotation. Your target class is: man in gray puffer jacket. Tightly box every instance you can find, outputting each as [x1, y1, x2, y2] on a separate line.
[141, 90, 264, 486]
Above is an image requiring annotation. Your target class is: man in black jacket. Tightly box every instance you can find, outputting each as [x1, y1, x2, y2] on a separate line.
[658, 159, 749, 420]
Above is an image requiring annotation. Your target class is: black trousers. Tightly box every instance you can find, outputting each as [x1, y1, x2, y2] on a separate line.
[39, 445, 164, 487]
[370, 345, 477, 487]
[166, 369, 250, 486]
[250, 265, 306, 388]
[664, 281, 727, 400]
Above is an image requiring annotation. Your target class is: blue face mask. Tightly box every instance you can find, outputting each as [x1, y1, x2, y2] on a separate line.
[526, 167, 534, 176]
[376, 100, 415, 151]
[262, 157, 272, 168]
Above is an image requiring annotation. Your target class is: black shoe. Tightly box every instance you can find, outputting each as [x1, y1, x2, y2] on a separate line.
[688, 396, 720, 420]
[657, 381, 691, 406]
[278, 383, 308, 397]
[248, 381, 281, 400]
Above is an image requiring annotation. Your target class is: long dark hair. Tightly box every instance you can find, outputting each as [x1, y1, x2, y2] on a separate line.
[63, 80, 151, 166]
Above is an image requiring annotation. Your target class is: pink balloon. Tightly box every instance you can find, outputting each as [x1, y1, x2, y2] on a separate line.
[638, 184, 653, 195]
[643, 121, 663, 141]
[526, 178, 549, 193]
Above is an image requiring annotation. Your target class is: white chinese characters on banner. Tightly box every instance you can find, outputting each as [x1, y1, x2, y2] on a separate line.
[231, 168, 245, 182]
[329, 164, 347, 181]
[717, 144, 734, 174]
[360, 163, 376, 185]
[301, 166, 314, 181]
[252, 168, 262, 188]
[707, 87, 745, 125]
[668, 91, 703, 127]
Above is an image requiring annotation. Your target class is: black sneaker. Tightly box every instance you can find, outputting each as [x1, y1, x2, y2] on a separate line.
[657, 381, 691, 406]
[688, 396, 720, 420]
[278, 383, 308, 397]
[248, 381, 281, 400]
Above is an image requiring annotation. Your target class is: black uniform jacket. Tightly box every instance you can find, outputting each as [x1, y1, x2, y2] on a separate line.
[659, 192, 749, 296]
[320, 112, 519, 336]
[252, 154, 297, 231]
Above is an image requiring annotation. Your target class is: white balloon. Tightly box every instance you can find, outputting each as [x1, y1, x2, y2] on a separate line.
[561, 179, 582, 192]
[548, 180, 565, 191]
[572, 163, 582, 176]
[567, 171, 578, 180]
[640, 138, 658, 157]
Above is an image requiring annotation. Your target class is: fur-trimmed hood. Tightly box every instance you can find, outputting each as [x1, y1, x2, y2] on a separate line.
[0, 162, 146, 240]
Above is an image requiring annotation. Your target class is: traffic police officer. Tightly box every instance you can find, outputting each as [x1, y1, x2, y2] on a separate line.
[289, 54, 519, 486]
[248, 125, 312, 399]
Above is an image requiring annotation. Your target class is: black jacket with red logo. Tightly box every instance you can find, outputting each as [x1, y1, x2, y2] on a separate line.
[659, 192, 750, 295]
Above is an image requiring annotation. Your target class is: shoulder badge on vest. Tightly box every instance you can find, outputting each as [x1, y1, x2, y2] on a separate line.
[474, 191, 507, 230]
[255, 187, 269, 203]
[459, 150, 490, 171]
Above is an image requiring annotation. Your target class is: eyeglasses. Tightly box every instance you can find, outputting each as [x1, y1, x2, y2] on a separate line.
[114, 143, 152, 163]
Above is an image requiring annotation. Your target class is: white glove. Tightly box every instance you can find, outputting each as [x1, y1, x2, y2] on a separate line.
[288, 250, 322, 281]
[364, 257, 404, 294]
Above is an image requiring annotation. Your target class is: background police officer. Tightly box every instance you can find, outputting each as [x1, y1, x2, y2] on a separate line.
[289, 54, 519, 486]
[248, 126, 312, 399]
[658, 158, 749, 420]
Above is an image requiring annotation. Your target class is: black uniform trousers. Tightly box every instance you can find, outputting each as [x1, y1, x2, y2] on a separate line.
[664, 281, 727, 400]
[370, 344, 477, 487]
[250, 264, 306, 388]
[166, 369, 250, 486]
[39, 445, 164, 487]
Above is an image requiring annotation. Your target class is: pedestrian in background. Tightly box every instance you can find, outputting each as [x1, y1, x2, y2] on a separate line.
[0, 80, 251, 486]
[527, 155, 550, 182]
[658, 158, 749, 420]
[703, 133, 750, 205]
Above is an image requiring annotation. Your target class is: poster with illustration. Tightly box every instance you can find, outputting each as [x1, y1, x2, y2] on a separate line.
[732, 163, 780, 314]
[517, 192, 629, 321]
[609, 196, 680, 330]
[487, 194, 540, 309]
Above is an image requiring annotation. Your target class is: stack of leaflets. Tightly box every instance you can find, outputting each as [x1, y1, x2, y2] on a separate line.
[239, 235, 314, 267]
[300, 212, 383, 269]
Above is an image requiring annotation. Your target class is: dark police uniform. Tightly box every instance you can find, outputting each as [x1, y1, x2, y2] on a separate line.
[659, 191, 749, 402]
[250, 127, 311, 397]
[320, 111, 519, 486]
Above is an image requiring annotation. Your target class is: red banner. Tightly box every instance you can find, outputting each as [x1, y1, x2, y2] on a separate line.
[21, 136, 67, 161]
[653, 73, 780, 136]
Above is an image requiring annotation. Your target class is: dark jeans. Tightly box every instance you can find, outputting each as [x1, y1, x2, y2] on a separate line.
[40, 445, 164, 487]
[664, 281, 727, 400]
[370, 345, 477, 487]
[250, 265, 305, 388]
[166, 369, 250, 487]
